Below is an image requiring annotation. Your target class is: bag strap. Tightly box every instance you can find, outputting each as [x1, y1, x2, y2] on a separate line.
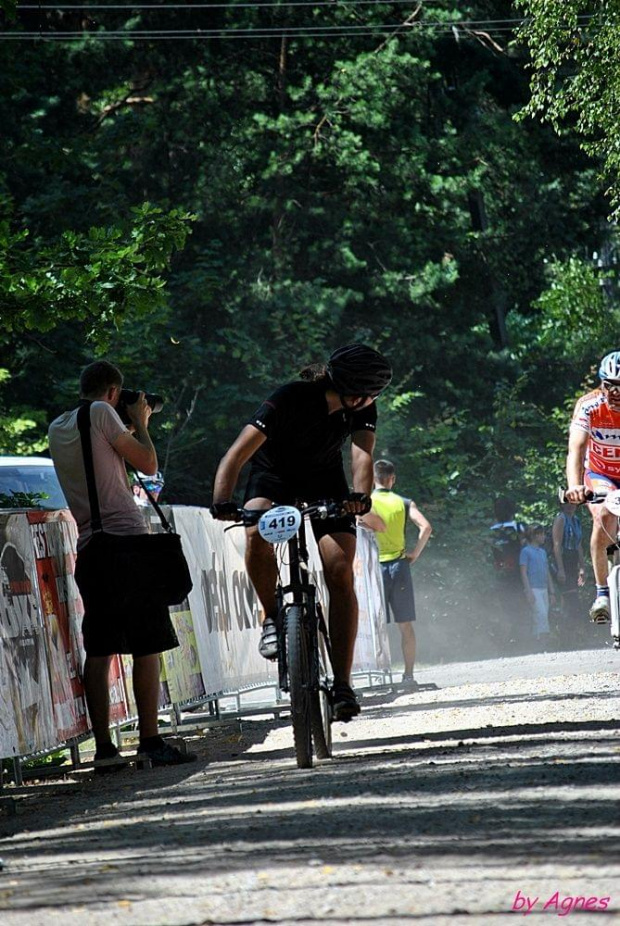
[76, 401, 172, 535]
[130, 467, 173, 534]
[76, 401, 103, 533]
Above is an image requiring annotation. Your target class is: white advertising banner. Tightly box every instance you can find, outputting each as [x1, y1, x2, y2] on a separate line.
[0, 512, 56, 756]
[173, 507, 277, 696]
[172, 507, 390, 698]
[0, 505, 391, 759]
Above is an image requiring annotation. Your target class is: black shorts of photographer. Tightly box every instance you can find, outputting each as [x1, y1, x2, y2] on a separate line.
[75, 535, 179, 658]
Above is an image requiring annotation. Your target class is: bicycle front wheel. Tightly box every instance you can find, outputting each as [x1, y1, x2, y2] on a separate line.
[310, 631, 332, 760]
[286, 605, 313, 769]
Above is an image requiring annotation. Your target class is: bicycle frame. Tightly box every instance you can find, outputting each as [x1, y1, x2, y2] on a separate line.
[275, 513, 331, 692]
[224, 500, 341, 766]
[565, 488, 620, 648]
[606, 537, 620, 649]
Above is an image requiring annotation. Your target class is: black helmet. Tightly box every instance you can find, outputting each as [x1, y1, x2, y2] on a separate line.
[326, 343, 392, 397]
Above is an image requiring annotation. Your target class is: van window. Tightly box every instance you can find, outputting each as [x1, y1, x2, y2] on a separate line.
[0, 465, 67, 510]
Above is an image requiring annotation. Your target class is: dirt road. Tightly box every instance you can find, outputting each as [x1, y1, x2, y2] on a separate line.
[1, 649, 619, 925]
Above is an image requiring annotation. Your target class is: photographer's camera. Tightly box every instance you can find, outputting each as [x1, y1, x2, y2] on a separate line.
[116, 389, 164, 425]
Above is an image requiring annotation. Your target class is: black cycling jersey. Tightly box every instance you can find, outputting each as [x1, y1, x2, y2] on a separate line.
[247, 380, 377, 478]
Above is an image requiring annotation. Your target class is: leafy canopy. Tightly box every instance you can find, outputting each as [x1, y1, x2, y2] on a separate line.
[516, 1, 620, 214]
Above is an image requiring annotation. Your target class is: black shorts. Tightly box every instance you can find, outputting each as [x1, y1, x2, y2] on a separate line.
[75, 535, 179, 658]
[244, 467, 356, 540]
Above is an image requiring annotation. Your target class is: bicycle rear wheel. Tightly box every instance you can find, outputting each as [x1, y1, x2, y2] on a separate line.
[310, 632, 332, 759]
[286, 605, 313, 769]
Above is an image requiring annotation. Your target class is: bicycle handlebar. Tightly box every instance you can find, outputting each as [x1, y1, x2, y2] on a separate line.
[223, 499, 349, 530]
[558, 487, 609, 506]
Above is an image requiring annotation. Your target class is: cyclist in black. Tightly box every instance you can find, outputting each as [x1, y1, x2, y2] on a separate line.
[211, 344, 392, 721]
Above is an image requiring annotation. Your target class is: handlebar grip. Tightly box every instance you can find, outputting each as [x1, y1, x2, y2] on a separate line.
[558, 487, 594, 505]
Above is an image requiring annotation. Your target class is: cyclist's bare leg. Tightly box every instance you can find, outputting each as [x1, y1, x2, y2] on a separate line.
[317, 531, 358, 685]
[244, 496, 278, 620]
[587, 502, 617, 586]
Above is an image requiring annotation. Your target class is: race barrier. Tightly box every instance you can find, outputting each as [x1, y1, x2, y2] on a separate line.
[0, 507, 390, 760]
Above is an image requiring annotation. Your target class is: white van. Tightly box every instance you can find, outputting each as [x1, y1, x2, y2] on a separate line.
[0, 456, 67, 510]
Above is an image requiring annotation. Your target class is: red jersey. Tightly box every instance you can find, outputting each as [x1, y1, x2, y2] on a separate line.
[571, 389, 620, 477]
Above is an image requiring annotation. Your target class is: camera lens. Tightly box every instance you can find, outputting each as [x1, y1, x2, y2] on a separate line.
[116, 389, 164, 424]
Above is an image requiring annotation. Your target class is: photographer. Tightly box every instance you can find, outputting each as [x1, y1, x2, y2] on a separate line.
[48, 360, 196, 771]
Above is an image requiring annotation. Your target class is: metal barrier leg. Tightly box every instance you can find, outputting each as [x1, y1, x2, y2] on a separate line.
[69, 739, 81, 770]
[113, 722, 122, 749]
[12, 758, 23, 787]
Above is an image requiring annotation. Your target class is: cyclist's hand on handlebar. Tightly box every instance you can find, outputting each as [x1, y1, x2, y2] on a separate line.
[210, 501, 241, 521]
[564, 484, 590, 505]
[344, 492, 372, 516]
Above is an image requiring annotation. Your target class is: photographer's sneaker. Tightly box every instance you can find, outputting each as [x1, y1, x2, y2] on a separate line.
[400, 674, 420, 691]
[94, 743, 129, 775]
[589, 595, 611, 624]
[136, 738, 197, 767]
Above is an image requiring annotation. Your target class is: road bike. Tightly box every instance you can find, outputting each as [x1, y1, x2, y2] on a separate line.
[229, 501, 345, 768]
[560, 488, 620, 650]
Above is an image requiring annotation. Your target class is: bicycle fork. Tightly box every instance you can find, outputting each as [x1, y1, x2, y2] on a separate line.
[608, 563, 620, 649]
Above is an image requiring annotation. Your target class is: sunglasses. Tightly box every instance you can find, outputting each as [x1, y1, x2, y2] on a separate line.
[602, 380, 620, 391]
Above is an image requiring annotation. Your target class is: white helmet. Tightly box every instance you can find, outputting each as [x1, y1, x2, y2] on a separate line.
[599, 351, 620, 380]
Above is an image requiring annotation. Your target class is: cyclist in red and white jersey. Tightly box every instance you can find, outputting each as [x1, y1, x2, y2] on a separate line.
[566, 350, 620, 622]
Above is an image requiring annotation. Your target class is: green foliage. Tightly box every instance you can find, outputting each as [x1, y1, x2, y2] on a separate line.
[0, 368, 49, 454]
[0, 491, 48, 509]
[516, 0, 620, 215]
[0, 203, 195, 345]
[0, 0, 16, 18]
[0, 1, 615, 656]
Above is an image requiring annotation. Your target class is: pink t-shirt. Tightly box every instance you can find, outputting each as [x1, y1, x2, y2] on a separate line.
[48, 401, 147, 547]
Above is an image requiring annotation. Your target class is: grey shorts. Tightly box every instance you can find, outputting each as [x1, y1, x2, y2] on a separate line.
[381, 557, 416, 623]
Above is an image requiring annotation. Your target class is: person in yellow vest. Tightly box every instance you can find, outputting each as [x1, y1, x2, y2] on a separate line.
[365, 459, 432, 688]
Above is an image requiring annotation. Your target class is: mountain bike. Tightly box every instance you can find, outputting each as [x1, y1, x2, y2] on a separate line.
[229, 501, 345, 768]
[560, 488, 620, 650]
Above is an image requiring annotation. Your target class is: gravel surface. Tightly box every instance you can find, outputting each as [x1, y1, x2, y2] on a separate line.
[0, 648, 619, 925]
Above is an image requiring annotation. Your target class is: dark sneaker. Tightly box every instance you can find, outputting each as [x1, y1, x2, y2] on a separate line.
[94, 743, 129, 776]
[258, 615, 279, 660]
[136, 740, 197, 767]
[400, 674, 420, 690]
[332, 682, 361, 722]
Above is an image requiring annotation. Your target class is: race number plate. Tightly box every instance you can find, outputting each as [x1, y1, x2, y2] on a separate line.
[605, 490, 620, 516]
[258, 506, 302, 544]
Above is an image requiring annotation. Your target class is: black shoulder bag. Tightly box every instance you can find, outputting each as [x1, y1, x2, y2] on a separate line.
[77, 402, 193, 608]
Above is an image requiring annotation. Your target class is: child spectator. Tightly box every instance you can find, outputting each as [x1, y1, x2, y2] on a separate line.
[519, 523, 555, 647]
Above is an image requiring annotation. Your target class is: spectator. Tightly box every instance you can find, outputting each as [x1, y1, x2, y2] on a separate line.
[363, 459, 432, 689]
[131, 470, 164, 507]
[489, 496, 527, 647]
[552, 500, 586, 635]
[48, 360, 196, 771]
[519, 523, 555, 648]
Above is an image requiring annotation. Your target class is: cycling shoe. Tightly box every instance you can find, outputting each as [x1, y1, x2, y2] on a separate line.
[331, 682, 361, 722]
[258, 615, 279, 660]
